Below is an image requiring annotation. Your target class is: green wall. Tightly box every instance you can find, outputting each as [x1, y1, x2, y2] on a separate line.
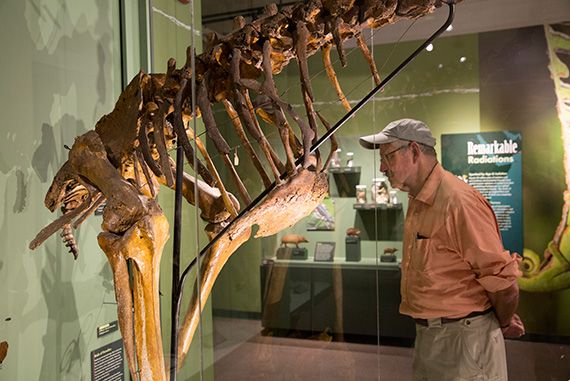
[0, 0, 124, 379]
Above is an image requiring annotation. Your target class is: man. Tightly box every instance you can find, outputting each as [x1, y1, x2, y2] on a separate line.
[359, 119, 525, 381]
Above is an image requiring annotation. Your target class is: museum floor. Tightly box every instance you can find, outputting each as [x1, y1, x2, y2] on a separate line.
[211, 317, 570, 380]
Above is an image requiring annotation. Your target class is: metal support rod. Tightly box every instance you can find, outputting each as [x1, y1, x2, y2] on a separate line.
[170, 1, 199, 380]
[148, 0, 155, 73]
[170, 144, 185, 381]
[172, 0, 455, 366]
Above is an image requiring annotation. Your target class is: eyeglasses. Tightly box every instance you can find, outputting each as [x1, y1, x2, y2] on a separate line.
[381, 143, 409, 164]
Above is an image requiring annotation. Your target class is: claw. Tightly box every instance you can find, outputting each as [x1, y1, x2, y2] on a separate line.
[171, 78, 218, 188]
[152, 102, 175, 187]
[295, 21, 315, 100]
[331, 17, 348, 67]
[231, 49, 285, 183]
[316, 111, 339, 171]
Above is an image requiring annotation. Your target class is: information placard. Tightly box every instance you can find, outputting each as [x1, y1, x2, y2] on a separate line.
[97, 320, 119, 338]
[441, 131, 523, 255]
[314, 242, 336, 262]
[91, 339, 124, 381]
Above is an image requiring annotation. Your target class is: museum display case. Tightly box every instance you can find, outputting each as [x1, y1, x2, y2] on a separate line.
[2, 0, 570, 380]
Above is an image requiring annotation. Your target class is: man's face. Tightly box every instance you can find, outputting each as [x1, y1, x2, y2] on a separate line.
[379, 141, 412, 192]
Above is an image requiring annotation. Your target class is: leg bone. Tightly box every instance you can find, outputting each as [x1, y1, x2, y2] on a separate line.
[100, 215, 170, 381]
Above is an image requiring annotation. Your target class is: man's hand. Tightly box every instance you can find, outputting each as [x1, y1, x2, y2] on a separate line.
[500, 313, 525, 338]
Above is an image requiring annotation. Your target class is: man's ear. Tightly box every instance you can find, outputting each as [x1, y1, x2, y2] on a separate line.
[410, 141, 421, 162]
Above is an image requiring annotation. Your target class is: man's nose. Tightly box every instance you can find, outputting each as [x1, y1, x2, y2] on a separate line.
[380, 160, 388, 173]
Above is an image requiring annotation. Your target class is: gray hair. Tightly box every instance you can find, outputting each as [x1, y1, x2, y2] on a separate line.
[418, 143, 436, 157]
[394, 140, 436, 157]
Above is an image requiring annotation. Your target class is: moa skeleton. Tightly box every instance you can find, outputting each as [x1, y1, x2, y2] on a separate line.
[30, 0, 458, 379]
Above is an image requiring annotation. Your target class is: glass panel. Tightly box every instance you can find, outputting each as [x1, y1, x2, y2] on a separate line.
[202, 1, 570, 380]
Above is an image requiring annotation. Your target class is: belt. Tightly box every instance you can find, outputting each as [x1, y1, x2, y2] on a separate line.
[414, 308, 492, 327]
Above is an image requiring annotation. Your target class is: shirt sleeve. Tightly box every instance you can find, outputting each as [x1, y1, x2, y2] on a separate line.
[447, 190, 522, 293]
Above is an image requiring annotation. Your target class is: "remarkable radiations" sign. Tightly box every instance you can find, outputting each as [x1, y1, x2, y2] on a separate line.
[441, 131, 523, 255]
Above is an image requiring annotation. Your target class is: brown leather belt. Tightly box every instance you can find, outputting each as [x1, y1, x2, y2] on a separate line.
[414, 308, 492, 327]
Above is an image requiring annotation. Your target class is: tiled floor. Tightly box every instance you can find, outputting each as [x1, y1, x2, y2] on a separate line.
[212, 317, 570, 380]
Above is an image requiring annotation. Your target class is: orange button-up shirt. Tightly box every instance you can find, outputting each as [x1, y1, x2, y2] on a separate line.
[400, 163, 521, 319]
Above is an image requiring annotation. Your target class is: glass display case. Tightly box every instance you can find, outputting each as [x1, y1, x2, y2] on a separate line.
[2, 0, 570, 380]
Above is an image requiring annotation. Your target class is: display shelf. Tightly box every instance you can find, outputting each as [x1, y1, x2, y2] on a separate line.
[260, 262, 415, 341]
[327, 166, 361, 197]
[264, 256, 401, 270]
[327, 166, 361, 173]
[353, 202, 403, 210]
[353, 202, 405, 241]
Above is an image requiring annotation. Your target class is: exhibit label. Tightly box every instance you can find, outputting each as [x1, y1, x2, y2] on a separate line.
[97, 320, 119, 338]
[441, 131, 523, 255]
[314, 242, 336, 262]
[91, 339, 124, 381]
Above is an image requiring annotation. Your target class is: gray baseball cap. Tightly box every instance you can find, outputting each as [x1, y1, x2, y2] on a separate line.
[359, 118, 436, 149]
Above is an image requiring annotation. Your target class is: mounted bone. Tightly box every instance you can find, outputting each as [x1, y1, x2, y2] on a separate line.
[30, 1, 462, 380]
[177, 168, 328, 367]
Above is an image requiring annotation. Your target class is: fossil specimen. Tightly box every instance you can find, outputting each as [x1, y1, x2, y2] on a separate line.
[30, 0, 457, 379]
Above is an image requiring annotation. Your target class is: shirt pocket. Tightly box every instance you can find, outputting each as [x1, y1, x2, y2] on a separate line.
[411, 237, 436, 273]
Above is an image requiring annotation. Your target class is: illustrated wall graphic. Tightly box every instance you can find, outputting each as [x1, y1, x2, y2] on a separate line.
[307, 199, 335, 231]
[28, 0, 459, 379]
[519, 23, 570, 292]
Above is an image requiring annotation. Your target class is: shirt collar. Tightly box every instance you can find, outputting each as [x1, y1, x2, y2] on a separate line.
[409, 162, 444, 206]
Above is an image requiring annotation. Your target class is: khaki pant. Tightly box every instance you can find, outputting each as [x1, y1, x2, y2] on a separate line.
[413, 312, 507, 381]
